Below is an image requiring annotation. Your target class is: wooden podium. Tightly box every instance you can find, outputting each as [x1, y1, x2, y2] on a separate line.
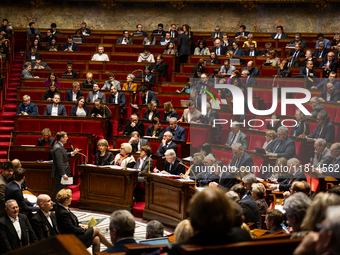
[78, 165, 138, 213]
[142, 173, 195, 228]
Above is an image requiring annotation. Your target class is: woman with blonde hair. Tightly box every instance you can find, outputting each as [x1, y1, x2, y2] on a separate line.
[251, 183, 268, 214]
[265, 50, 280, 66]
[37, 128, 56, 146]
[265, 157, 288, 183]
[55, 189, 112, 253]
[162, 101, 179, 121]
[112, 143, 136, 168]
[242, 34, 257, 48]
[95, 139, 113, 165]
[174, 219, 194, 243]
[262, 130, 277, 150]
[82, 72, 96, 89]
[143, 101, 160, 120]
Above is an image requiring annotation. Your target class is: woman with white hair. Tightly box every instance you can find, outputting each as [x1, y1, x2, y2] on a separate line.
[290, 109, 310, 137]
[251, 183, 268, 214]
[112, 143, 136, 168]
[122, 74, 137, 92]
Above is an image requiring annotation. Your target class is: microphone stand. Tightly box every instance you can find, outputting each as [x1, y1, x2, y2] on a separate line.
[7, 129, 13, 161]
[179, 161, 197, 189]
[69, 143, 87, 166]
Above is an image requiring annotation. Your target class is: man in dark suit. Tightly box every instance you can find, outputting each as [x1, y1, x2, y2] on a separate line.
[129, 131, 151, 153]
[269, 26, 288, 39]
[177, 28, 190, 63]
[241, 69, 257, 87]
[229, 143, 254, 176]
[17, 95, 39, 115]
[65, 82, 83, 102]
[25, 47, 41, 61]
[319, 52, 338, 78]
[0, 199, 38, 253]
[170, 188, 251, 254]
[222, 34, 233, 47]
[42, 29, 55, 43]
[134, 24, 147, 37]
[108, 84, 126, 124]
[137, 85, 161, 105]
[30, 194, 59, 240]
[310, 96, 326, 119]
[44, 94, 67, 116]
[267, 126, 297, 159]
[329, 143, 340, 179]
[158, 32, 175, 46]
[233, 25, 249, 39]
[210, 25, 224, 38]
[51, 131, 79, 200]
[150, 55, 167, 79]
[286, 51, 300, 67]
[301, 50, 319, 68]
[299, 60, 318, 84]
[152, 23, 166, 37]
[169, 24, 178, 38]
[103, 210, 137, 253]
[155, 149, 185, 175]
[189, 88, 202, 108]
[262, 209, 283, 236]
[313, 72, 340, 90]
[31, 58, 51, 70]
[231, 184, 261, 229]
[314, 42, 329, 59]
[165, 117, 186, 141]
[290, 33, 308, 49]
[290, 43, 305, 58]
[123, 114, 145, 137]
[0, 162, 14, 217]
[306, 110, 335, 143]
[211, 39, 227, 56]
[5, 168, 38, 215]
[208, 160, 235, 190]
[117, 30, 133, 44]
[242, 61, 260, 77]
[319, 83, 340, 102]
[63, 36, 79, 52]
[77, 22, 92, 36]
[245, 43, 261, 56]
[155, 131, 178, 156]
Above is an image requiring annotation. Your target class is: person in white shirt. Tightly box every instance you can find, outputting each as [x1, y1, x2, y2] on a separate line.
[91, 46, 109, 61]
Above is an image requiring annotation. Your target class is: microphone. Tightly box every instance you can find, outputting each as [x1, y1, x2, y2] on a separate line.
[69, 141, 87, 166]
[179, 161, 197, 188]
[7, 129, 13, 162]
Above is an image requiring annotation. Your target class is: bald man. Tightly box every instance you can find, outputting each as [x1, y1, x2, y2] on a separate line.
[319, 52, 338, 78]
[242, 61, 260, 76]
[30, 194, 59, 240]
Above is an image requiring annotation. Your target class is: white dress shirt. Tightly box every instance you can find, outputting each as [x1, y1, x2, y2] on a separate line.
[274, 34, 282, 39]
[42, 210, 53, 227]
[51, 105, 58, 116]
[9, 215, 21, 240]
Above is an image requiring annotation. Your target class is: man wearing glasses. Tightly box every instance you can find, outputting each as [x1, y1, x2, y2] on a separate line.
[117, 30, 133, 45]
[210, 25, 224, 39]
[123, 114, 145, 136]
[155, 131, 178, 156]
[17, 95, 39, 115]
[266, 126, 296, 159]
[306, 110, 335, 143]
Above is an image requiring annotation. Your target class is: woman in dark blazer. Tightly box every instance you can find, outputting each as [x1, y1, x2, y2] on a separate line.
[37, 128, 56, 146]
[55, 189, 112, 253]
[41, 82, 62, 101]
[145, 117, 164, 138]
[162, 101, 179, 121]
[290, 109, 310, 137]
[277, 60, 292, 78]
[70, 96, 90, 117]
[143, 101, 160, 120]
[94, 139, 113, 165]
[134, 145, 153, 183]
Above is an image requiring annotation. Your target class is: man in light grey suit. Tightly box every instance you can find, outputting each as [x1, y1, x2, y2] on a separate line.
[229, 143, 254, 178]
[86, 83, 106, 103]
[21, 62, 38, 78]
[31, 59, 51, 70]
[179, 101, 202, 123]
[51, 131, 79, 200]
[102, 72, 121, 90]
[310, 97, 326, 119]
[312, 138, 332, 168]
[129, 131, 151, 153]
[117, 30, 133, 45]
[44, 94, 67, 116]
[225, 123, 248, 149]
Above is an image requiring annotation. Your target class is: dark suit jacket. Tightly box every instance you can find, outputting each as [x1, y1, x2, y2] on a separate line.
[69, 105, 90, 116]
[166, 125, 186, 141]
[156, 141, 178, 156]
[152, 30, 166, 37]
[51, 142, 71, 180]
[230, 152, 254, 170]
[163, 111, 179, 121]
[140, 73, 156, 87]
[55, 205, 85, 236]
[177, 33, 191, 56]
[103, 238, 137, 253]
[145, 126, 164, 138]
[299, 67, 318, 82]
[244, 76, 257, 86]
[62, 71, 78, 79]
[278, 170, 306, 191]
[290, 39, 308, 49]
[234, 31, 250, 38]
[266, 136, 297, 159]
[290, 121, 310, 137]
[314, 49, 329, 59]
[163, 157, 185, 175]
[245, 49, 262, 56]
[62, 42, 79, 52]
[44, 104, 67, 116]
[0, 213, 37, 253]
[130, 138, 151, 153]
[242, 67, 260, 77]
[311, 104, 326, 119]
[217, 171, 236, 190]
[269, 32, 288, 39]
[141, 91, 161, 105]
[65, 89, 83, 101]
[30, 209, 59, 240]
[94, 151, 114, 165]
[17, 102, 39, 115]
[277, 68, 292, 77]
[123, 122, 145, 137]
[241, 195, 261, 228]
[301, 58, 319, 68]
[287, 57, 300, 67]
[262, 226, 283, 236]
[319, 58, 338, 77]
[307, 120, 335, 143]
[5, 181, 39, 214]
[319, 89, 340, 102]
[211, 32, 224, 38]
[143, 109, 160, 120]
[25, 52, 41, 60]
[38, 137, 56, 147]
[290, 50, 305, 58]
[135, 157, 153, 173]
[108, 92, 126, 114]
[76, 28, 92, 36]
[211, 46, 228, 55]
[150, 62, 167, 78]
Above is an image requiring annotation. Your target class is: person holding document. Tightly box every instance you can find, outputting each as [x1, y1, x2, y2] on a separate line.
[51, 131, 79, 200]
[153, 149, 185, 175]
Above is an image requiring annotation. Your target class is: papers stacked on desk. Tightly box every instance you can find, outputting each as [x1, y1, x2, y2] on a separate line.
[152, 173, 181, 179]
[23, 193, 37, 204]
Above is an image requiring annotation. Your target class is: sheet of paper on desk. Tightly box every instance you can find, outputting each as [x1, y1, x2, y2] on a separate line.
[42, 161, 53, 163]
[23, 194, 37, 204]
[152, 173, 179, 177]
[177, 179, 194, 182]
[61, 177, 73, 185]
[275, 205, 285, 213]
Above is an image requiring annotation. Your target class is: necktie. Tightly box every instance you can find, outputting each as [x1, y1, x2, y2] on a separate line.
[230, 134, 236, 145]
[293, 51, 298, 58]
[235, 157, 240, 168]
[113, 95, 116, 103]
[169, 163, 172, 172]
[25, 106, 28, 112]
[273, 141, 282, 153]
[319, 51, 323, 58]
[217, 48, 220, 55]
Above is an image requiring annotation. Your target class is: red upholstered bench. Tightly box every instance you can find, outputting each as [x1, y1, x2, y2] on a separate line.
[211, 149, 233, 166]
[248, 135, 266, 151]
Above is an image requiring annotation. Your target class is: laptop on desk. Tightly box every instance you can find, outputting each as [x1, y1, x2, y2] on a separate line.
[293, 73, 304, 78]
[62, 74, 73, 79]
[73, 37, 82, 44]
[132, 32, 144, 37]
[254, 147, 266, 154]
[286, 44, 295, 48]
[230, 58, 240, 65]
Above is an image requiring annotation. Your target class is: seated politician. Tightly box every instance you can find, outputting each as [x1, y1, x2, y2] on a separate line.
[165, 117, 186, 141]
[63, 64, 78, 79]
[122, 74, 137, 92]
[225, 123, 247, 149]
[181, 152, 205, 179]
[229, 143, 254, 178]
[290, 109, 310, 137]
[69, 96, 89, 117]
[65, 82, 83, 102]
[55, 189, 112, 253]
[312, 138, 332, 169]
[196, 155, 220, 187]
[262, 130, 277, 150]
[112, 143, 136, 168]
[41, 82, 62, 101]
[94, 139, 113, 166]
[154, 149, 185, 175]
[82, 72, 96, 89]
[266, 126, 297, 159]
[262, 209, 284, 236]
[208, 160, 236, 190]
[43, 94, 67, 116]
[123, 114, 145, 136]
[318, 82, 340, 102]
[156, 131, 178, 156]
[266, 113, 282, 132]
[102, 72, 121, 90]
[107, 84, 126, 126]
[145, 117, 164, 138]
[135, 145, 153, 183]
[179, 101, 201, 123]
[251, 183, 268, 214]
[89, 98, 111, 119]
[265, 157, 288, 183]
[163, 101, 179, 121]
[17, 95, 38, 115]
[143, 101, 160, 120]
[137, 85, 161, 105]
[37, 128, 56, 147]
[305, 110, 335, 143]
[129, 131, 151, 153]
